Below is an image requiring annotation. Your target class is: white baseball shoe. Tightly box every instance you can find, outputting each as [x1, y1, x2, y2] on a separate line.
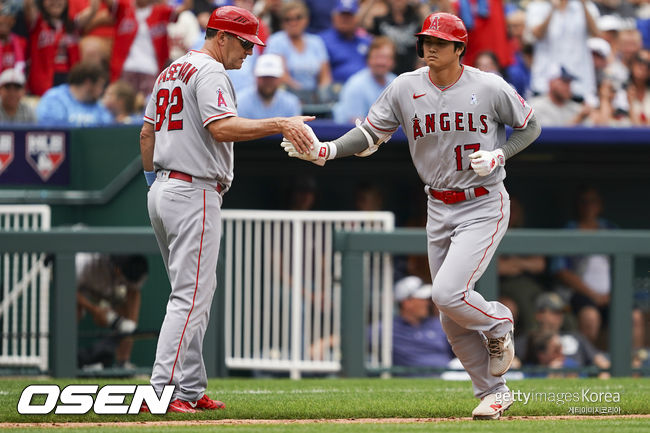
[486, 330, 514, 377]
[472, 392, 513, 420]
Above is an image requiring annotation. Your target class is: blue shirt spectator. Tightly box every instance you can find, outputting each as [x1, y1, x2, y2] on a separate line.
[37, 85, 113, 127]
[392, 314, 453, 371]
[238, 53, 301, 119]
[333, 36, 396, 124]
[304, 0, 338, 34]
[36, 61, 113, 127]
[265, 31, 330, 93]
[319, 0, 370, 85]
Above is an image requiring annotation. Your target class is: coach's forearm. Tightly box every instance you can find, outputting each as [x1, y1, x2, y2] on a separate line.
[207, 116, 305, 141]
[501, 114, 541, 159]
[140, 122, 155, 172]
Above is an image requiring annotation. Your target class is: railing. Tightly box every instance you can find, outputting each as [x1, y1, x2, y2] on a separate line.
[335, 228, 650, 377]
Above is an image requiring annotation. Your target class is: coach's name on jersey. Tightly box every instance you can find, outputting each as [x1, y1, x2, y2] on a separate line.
[411, 112, 488, 139]
[156, 61, 198, 86]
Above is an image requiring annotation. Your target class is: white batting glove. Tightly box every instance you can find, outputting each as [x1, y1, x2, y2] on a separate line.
[468, 149, 505, 176]
[281, 124, 334, 167]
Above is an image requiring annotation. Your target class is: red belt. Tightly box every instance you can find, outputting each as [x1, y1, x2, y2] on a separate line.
[430, 186, 488, 204]
[169, 170, 223, 193]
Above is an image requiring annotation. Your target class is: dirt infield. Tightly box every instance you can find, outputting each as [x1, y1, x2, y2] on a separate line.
[1, 414, 649, 428]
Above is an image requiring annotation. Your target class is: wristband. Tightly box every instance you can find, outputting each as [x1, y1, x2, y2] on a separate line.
[144, 170, 156, 187]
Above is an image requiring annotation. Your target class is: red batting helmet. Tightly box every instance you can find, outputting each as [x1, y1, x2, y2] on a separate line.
[415, 12, 468, 58]
[207, 6, 265, 47]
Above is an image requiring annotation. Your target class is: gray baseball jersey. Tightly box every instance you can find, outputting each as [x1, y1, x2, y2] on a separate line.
[364, 65, 532, 189]
[364, 65, 532, 398]
[144, 50, 238, 187]
[145, 49, 233, 403]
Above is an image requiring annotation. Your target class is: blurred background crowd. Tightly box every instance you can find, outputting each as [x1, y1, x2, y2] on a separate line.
[1, 0, 647, 376]
[3, 0, 650, 127]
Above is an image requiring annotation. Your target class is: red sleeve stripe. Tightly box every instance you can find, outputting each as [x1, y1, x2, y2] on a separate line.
[203, 112, 235, 126]
[512, 108, 533, 129]
[143, 115, 155, 124]
[366, 117, 398, 133]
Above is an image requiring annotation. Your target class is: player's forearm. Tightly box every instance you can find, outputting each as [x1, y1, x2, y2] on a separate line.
[331, 126, 373, 157]
[500, 114, 540, 159]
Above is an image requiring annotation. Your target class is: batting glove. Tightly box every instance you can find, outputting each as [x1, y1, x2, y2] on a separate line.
[281, 124, 335, 167]
[468, 149, 505, 176]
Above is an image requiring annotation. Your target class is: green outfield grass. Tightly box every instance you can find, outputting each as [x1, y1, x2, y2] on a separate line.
[0, 377, 647, 427]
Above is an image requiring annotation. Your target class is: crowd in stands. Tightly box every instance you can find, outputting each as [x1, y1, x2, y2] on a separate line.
[3, 0, 650, 126]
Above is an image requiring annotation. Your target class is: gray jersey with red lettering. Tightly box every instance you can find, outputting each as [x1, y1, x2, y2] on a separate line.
[364, 65, 533, 189]
[144, 50, 237, 187]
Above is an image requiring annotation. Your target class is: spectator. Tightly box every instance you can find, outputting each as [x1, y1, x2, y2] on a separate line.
[102, 79, 141, 124]
[76, 253, 149, 370]
[526, 0, 600, 102]
[333, 35, 396, 124]
[354, 182, 384, 211]
[357, 0, 389, 32]
[319, 0, 371, 87]
[589, 78, 631, 126]
[626, 49, 650, 125]
[473, 50, 503, 76]
[523, 329, 579, 377]
[168, 6, 201, 61]
[265, 1, 333, 104]
[551, 186, 645, 351]
[0, 3, 26, 74]
[287, 175, 318, 210]
[237, 53, 302, 119]
[498, 197, 546, 337]
[304, 0, 338, 34]
[256, 0, 283, 34]
[515, 292, 611, 374]
[68, 0, 115, 65]
[506, 42, 533, 98]
[22, 0, 100, 96]
[588, 36, 612, 87]
[103, 0, 193, 100]
[390, 276, 454, 374]
[606, 28, 642, 90]
[529, 65, 592, 126]
[36, 60, 113, 126]
[450, 0, 513, 70]
[0, 68, 36, 124]
[369, 0, 421, 75]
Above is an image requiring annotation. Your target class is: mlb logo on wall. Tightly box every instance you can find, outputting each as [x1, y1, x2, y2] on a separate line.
[25, 132, 65, 181]
[0, 132, 13, 175]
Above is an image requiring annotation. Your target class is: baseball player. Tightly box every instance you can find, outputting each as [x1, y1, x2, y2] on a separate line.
[139, 6, 314, 413]
[282, 12, 541, 420]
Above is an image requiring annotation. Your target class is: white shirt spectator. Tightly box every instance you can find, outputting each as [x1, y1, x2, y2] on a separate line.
[526, 0, 600, 100]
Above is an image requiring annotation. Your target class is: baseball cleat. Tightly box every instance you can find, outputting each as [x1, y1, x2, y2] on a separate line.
[191, 394, 226, 410]
[167, 399, 198, 413]
[472, 392, 513, 420]
[486, 330, 514, 377]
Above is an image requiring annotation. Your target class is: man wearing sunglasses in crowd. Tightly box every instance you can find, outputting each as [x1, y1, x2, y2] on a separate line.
[139, 6, 315, 413]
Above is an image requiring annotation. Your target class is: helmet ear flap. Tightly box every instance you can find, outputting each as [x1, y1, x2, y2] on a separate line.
[416, 36, 424, 58]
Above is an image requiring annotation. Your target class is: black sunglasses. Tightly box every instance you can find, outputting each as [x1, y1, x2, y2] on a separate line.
[229, 33, 254, 51]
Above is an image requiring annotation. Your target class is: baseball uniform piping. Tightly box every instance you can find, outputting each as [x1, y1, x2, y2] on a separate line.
[169, 190, 207, 384]
[203, 112, 235, 126]
[512, 108, 533, 129]
[366, 118, 398, 133]
[429, 65, 464, 92]
[461, 191, 513, 324]
[143, 115, 155, 124]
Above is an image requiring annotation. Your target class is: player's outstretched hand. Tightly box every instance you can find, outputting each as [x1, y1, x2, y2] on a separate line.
[281, 124, 330, 166]
[280, 116, 316, 154]
[468, 149, 505, 176]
